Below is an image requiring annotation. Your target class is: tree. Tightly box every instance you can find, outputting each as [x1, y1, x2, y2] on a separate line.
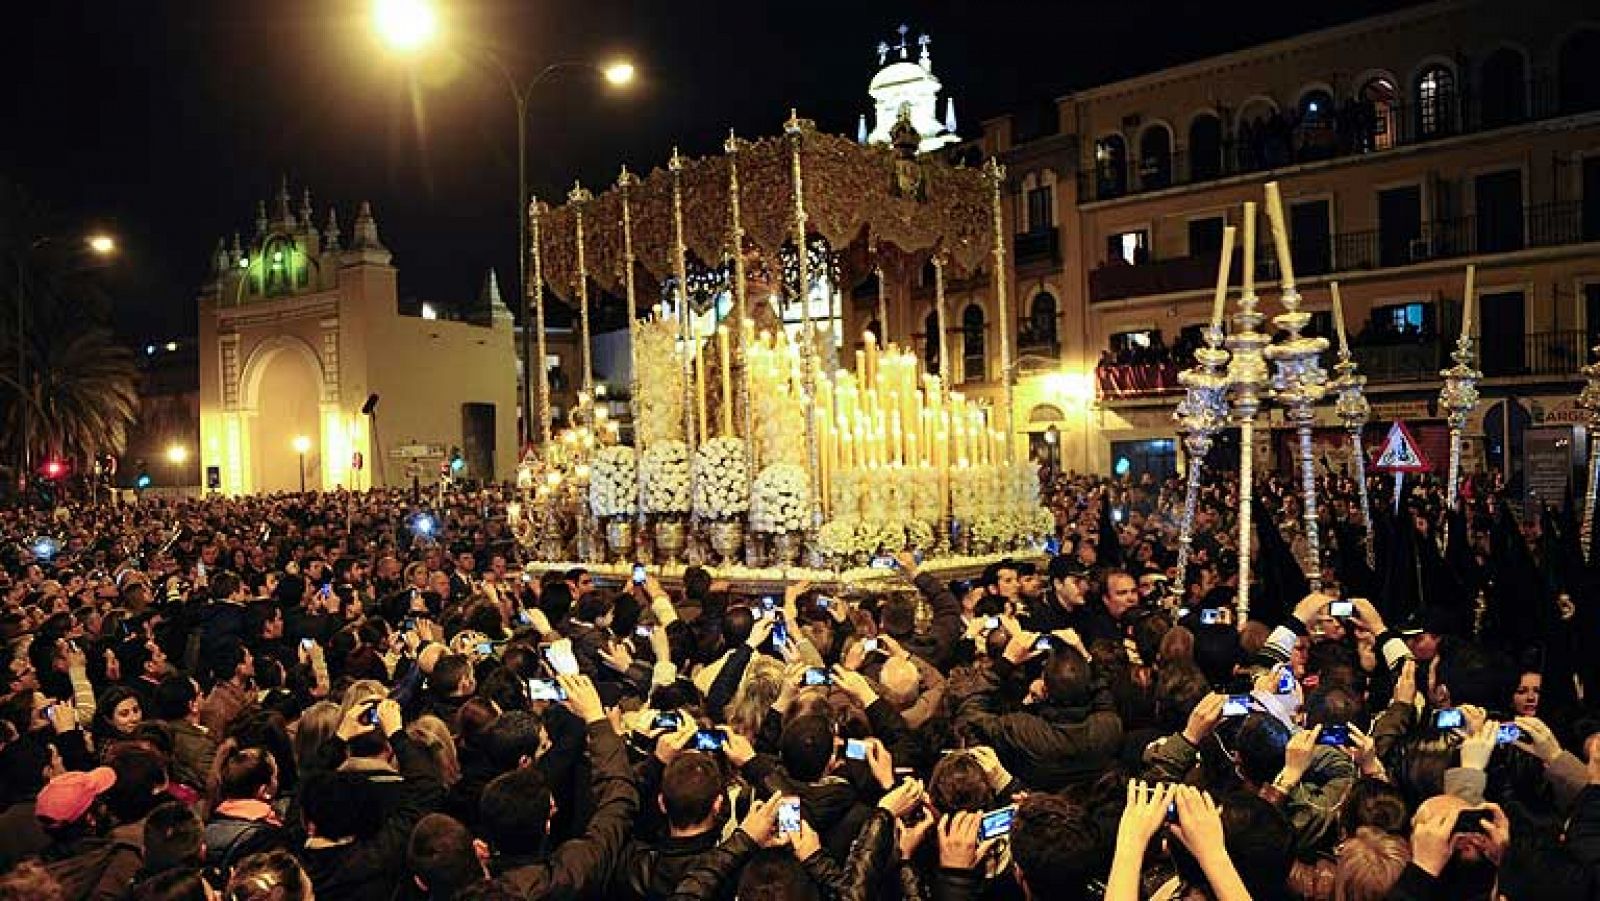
[0, 179, 138, 477]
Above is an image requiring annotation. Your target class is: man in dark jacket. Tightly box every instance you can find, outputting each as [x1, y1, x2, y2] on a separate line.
[480, 673, 639, 898]
[611, 752, 727, 901]
[299, 698, 445, 901]
[949, 629, 1123, 792]
[880, 551, 965, 671]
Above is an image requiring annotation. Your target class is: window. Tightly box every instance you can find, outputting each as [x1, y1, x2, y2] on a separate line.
[1139, 127, 1172, 190]
[1026, 185, 1053, 232]
[1106, 229, 1149, 266]
[1360, 78, 1398, 151]
[1095, 135, 1128, 199]
[1296, 89, 1336, 161]
[1479, 48, 1527, 127]
[1298, 89, 1334, 126]
[1187, 217, 1225, 258]
[1023, 292, 1058, 355]
[1377, 185, 1423, 267]
[962, 304, 986, 382]
[1188, 114, 1222, 181]
[1289, 199, 1331, 276]
[1109, 329, 1161, 357]
[1474, 169, 1524, 253]
[1415, 66, 1456, 138]
[1558, 29, 1600, 115]
[1370, 302, 1434, 338]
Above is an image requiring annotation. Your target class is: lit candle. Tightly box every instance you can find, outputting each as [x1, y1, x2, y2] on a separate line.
[1330, 281, 1350, 355]
[864, 331, 878, 389]
[1242, 201, 1257, 298]
[695, 332, 709, 443]
[717, 325, 733, 437]
[1461, 264, 1476, 339]
[1210, 225, 1238, 331]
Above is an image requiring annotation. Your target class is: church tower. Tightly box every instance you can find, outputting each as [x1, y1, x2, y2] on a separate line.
[860, 25, 959, 154]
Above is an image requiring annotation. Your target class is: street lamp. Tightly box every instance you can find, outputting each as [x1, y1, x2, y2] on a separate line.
[372, 1, 636, 447]
[293, 435, 312, 492]
[165, 445, 188, 464]
[87, 234, 116, 256]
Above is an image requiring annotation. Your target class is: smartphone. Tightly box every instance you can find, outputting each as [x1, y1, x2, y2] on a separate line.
[521, 572, 533, 583]
[778, 796, 803, 834]
[1328, 600, 1355, 618]
[402, 618, 417, 632]
[475, 642, 494, 656]
[635, 624, 654, 638]
[517, 609, 534, 626]
[1317, 723, 1350, 746]
[815, 596, 832, 610]
[632, 564, 647, 586]
[1043, 536, 1060, 556]
[844, 738, 868, 760]
[359, 702, 379, 726]
[761, 596, 776, 612]
[803, 667, 831, 687]
[544, 640, 579, 676]
[772, 619, 790, 647]
[1034, 636, 1054, 652]
[1199, 608, 1223, 625]
[978, 805, 1017, 841]
[692, 729, 726, 752]
[869, 555, 897, 570]
[861, 638, 880, 653]
[1453, 809, 1491, 834]
[527, 678, 567, 702]
[984, 616, 1001, 632]
[1434, 708, 1465, 730]
[652, 711, 684, 731]
[1275, 669, 1296, 695]
[1222, 695, 1251, 717]
[1496, 724, 1522, 745]
[300, 638, 315, 651]
[1166, 800, 1180, 823]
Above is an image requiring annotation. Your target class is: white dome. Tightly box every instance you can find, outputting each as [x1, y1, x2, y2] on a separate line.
[869, 61, 938, 94]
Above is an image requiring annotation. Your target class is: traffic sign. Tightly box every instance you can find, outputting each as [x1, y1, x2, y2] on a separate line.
[1372, 421, 1431, 473]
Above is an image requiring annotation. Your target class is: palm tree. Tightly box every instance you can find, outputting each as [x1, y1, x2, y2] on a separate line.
[0, 179, 138, 480]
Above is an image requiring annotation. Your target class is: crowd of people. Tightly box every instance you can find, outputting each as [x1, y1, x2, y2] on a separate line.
[0, 468, 1596, 900]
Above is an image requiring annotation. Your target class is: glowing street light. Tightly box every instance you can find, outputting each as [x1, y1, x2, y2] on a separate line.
[603, 60, 636, 87]
[373, 0, 439, 52]
[165, 445, 188, 464]
[293, 435, 312, 493]
[86, 234, 116, 256]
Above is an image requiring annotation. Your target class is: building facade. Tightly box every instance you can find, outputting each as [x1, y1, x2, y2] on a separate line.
[198, 183, 519, 494]
[950, 0, 1600, 503]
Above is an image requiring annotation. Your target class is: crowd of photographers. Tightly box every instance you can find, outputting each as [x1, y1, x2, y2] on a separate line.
[0, 477, 1596, 900]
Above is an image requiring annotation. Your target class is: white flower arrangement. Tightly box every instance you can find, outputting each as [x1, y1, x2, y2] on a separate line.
[904, 518, 934, 550]
[640, 440, 692, 516]
[1026, 506, 1057, 544]
[692, 436, 750, 519]
[909, 467, 941, 522]
[829, 469, 863, 522]
[970, 514, 1006, 547]
[588, 445, 638, 518]
[857, 519, 904, 556]
[750, 463, 811, 534]
[815, 517, 861, 558]
[633, 317, 687, 446]
[951, 466, 987, 521]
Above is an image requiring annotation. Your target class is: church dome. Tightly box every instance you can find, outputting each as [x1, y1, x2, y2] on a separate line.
[870, 61, 939, 94]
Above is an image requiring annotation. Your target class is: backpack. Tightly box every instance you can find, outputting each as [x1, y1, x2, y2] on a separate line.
[203, 817, 274, 872]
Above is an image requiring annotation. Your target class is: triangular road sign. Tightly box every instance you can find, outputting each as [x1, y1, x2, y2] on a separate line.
[1372, 420, 1431, 473]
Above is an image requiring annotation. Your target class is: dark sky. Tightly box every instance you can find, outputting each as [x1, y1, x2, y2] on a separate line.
[3, 0, 1418, 343]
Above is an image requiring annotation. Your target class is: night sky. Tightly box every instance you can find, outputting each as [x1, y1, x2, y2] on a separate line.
[3, 0, 1419, 344]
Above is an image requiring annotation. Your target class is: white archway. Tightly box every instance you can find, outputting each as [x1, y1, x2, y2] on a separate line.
[238, 335, 329, 493]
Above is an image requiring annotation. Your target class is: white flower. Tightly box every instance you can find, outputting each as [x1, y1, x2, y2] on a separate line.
[693, 436, 750, 519]
[641, 440, 691, 515]
[751, 463, 811, 534]
[634, 317, 688, 446]
[815, 517, 860, 557]
[588, 446, 638, 518]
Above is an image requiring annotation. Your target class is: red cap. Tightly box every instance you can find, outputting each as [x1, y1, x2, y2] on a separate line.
[36, 768, 117, 824]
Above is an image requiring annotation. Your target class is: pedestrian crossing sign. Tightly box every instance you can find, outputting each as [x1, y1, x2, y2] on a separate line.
[1372, 421, 1430, 473]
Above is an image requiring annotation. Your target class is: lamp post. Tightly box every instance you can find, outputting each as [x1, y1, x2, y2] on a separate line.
[373, 1, 634, 448]
[293, 435, 311, 493]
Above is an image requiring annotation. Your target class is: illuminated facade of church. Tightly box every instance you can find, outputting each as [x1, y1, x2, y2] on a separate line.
[197, 182, 519, 494]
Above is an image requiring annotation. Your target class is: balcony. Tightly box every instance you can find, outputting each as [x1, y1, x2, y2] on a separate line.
[1014, 227, 1060, 267]
[1090, 202, 1594, 303]
[1075, 77, 1581, 204]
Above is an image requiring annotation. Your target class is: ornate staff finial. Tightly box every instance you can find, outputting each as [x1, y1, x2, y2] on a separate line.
[568, 180, 592, 205]
[616, 164, 636, 189]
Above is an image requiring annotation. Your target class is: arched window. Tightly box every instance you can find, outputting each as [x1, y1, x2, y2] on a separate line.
[1139, 126, 1172, 190]
[1094, 135, 1127, 199]
[1479, 48, 1526, 127]
[1414, 65, 1456, 139]
[1024, 291, 1058, 356]
[1188, 113, 1222, 181]
[1558, 29, 1600, 115]
[1295, 89, 1336, 161]
[962, 304, 986, 382]
[1360, 77, 1398, 151]
[924, 310, 941, 375]
[1235, 97, 1279, 172]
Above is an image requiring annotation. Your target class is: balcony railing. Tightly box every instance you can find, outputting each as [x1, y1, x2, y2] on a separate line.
[1014, 227, 1060, 266]
[1075, 77, 1584, 204]
[1090, 202, 1595, 303]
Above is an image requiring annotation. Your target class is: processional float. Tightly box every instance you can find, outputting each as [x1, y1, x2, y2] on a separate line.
[506, 111, 1054, 587]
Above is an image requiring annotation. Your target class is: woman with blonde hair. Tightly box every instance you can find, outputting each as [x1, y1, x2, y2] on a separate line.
[405, 715, 461, 786]
[291, 701, 341, 774]
[724, 654, 785, 740]
[1334, 827, 1410, 901]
